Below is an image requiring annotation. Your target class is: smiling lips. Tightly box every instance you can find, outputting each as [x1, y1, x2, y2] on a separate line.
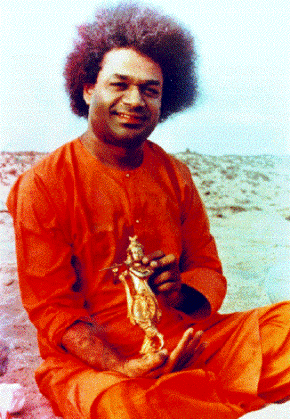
[115, 112, 147, 125]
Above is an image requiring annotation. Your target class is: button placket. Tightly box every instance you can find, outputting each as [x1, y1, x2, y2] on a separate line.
[123, 171, 142, 231]
[123, 171, 135, 226]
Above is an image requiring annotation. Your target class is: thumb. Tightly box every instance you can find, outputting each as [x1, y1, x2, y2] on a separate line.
[143, 349, 168, 369]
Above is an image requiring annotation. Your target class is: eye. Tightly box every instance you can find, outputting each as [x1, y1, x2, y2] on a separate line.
[110, 82, 127, 90]
[143, 86, 161, 97]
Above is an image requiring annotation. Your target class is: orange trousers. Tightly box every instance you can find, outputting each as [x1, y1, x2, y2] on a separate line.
[37, 302, 290, 419]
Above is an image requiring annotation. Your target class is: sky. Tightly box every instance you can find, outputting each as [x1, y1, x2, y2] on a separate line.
[0, 0, 289, 155]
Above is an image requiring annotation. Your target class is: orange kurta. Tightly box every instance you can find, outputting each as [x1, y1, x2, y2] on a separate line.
[7, 139, 290, 419]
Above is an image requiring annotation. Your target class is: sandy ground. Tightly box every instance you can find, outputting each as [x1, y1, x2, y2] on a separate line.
[0, 150, 289, 418]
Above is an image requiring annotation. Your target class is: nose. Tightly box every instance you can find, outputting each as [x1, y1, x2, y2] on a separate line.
[122, 86, 145, 107]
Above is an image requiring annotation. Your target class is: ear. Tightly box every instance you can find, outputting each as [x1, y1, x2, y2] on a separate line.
[83, 84, 96, 105]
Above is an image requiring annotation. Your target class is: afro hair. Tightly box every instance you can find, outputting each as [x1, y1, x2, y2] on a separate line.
[64, 2, 198, 122]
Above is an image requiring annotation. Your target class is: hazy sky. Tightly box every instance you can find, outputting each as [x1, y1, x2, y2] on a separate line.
[1, 0, 289, 155]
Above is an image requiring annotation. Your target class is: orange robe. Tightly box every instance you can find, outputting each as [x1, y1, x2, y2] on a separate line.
[7, 139, 290, 419]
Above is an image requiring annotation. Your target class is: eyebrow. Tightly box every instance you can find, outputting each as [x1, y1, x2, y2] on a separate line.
[112, 73, 162, 86]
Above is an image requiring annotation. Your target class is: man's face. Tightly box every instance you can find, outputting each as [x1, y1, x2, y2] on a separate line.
[83, 48, 163, 148]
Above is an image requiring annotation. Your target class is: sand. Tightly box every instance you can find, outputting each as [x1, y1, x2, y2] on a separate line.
[0, 150, 289, 418]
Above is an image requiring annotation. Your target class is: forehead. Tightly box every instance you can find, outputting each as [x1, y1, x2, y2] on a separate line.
[98, 48, 163, 84]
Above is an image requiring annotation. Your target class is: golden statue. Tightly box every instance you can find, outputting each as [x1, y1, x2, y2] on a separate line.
[109, 236, 164, 355]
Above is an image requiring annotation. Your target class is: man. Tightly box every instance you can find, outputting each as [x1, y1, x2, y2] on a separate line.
[7, 4, 290, 419]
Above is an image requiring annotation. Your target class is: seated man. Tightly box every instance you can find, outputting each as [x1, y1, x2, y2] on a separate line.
[7, 3, 290, 418]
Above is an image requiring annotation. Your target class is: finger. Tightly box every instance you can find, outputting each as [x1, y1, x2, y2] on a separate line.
[143, 363, 168, 379]
[150, 270, 181, 295]
[173, 328, 198, 357]
[143, 349, 168, 368]
[183, 341, 208, 369]
[140, 350, 168, 377]
[154, 276, 180, 292]
[165, 329, 204, 373]
[150, 270, 172, 286]
[124, 349, 168, 378]
[146, 341, 207, 378]
[186, 330, 204, 349]
[150, 254, 177, 269]
[171, 331, 205, 372]
[142, 250, 165, 265]
[164, 328, 195, 373]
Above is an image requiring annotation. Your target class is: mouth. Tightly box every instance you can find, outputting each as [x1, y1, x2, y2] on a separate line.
[114, 112, 147, 125]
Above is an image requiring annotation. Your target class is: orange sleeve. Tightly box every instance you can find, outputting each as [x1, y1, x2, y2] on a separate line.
[6, 169, 90, 350]
[177, 161, 227, 316]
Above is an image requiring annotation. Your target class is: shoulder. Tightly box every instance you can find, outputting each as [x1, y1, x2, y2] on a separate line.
[7, 140, 78, 216]
[146, 140, 193, 184]
[18, 139, 77, 184]
[32, 140, 77, 179]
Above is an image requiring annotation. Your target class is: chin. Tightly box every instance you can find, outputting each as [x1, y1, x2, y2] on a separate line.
[113, 127, 154, 146]
[117, 136, 146, 149]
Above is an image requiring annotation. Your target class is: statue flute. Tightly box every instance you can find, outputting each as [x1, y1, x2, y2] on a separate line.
[103, 236, 164, 355]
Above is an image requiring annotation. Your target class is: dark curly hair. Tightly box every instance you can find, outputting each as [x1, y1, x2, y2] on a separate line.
[64, 2, 198, 122]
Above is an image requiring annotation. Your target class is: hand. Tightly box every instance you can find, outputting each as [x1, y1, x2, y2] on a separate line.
[164, 328, 205, 373]
[142, 250, 182, 307]
[120, 329, 206, 379]
[120, 348, 168, 378]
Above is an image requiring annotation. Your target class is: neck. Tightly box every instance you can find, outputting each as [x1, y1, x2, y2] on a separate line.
[81, 132, 145, 170]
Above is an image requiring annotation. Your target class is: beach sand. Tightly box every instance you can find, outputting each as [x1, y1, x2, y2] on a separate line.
[0, 150, 289, 418]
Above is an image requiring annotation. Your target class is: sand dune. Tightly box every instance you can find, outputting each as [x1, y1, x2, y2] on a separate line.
[0, 150, 289, 418]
